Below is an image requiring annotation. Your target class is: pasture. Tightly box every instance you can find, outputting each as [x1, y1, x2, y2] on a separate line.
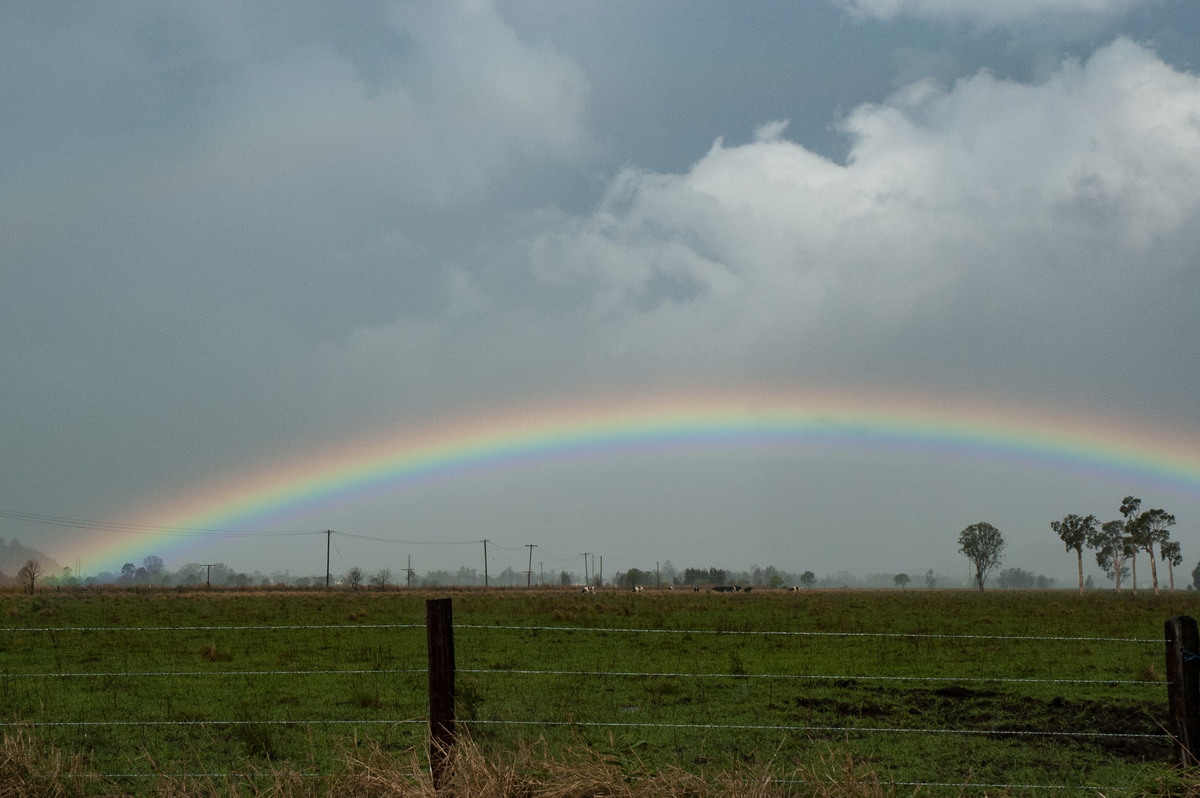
[1, 587, 1198, 796]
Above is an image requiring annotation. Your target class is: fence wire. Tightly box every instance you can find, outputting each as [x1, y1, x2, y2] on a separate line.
[458, 666, 1164, 687]
[458, 623, 1161, 643]
[0, 612, 1177, 794]
[0, 621, 1161, 643]
[0, 666, 1163, 687]
[0, 623, 424, 632]
[462, 717, 1171, 741]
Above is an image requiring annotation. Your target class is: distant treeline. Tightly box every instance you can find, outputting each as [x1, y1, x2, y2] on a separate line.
[0, 541, 1084, 592]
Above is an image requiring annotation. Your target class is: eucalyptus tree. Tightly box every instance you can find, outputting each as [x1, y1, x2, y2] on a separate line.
[958, 522, 1005, 591]
[1120, 496, 1142, 593]
[1133, 508, 1176, 595]
[1051, 513, 1098, 594]
[1160, 539, 1183, 592]
[1090, 519, 1132, 591]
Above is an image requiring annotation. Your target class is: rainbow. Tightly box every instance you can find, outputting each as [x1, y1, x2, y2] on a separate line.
[80, 388, 1200, 572]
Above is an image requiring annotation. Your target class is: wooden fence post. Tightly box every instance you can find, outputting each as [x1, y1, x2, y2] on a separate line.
[1165, 615, 1200, 767]
[427, 597, 456, 787]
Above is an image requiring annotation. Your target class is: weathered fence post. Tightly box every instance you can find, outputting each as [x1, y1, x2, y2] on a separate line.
[427, 597, 456, 787]
[1165, 615, 1200, 767]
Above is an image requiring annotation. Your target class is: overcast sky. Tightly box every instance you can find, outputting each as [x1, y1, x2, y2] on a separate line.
[3, 0, 1200, 585]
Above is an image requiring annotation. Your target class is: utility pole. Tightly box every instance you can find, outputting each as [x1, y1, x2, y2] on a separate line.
[201, 564, 217, 589]
[325, 530, 333, 589]
[581, 553, 589, 587]
[482, 539, 489, 587]
[598, 555, 603, 586]
[525, 544, 537, 587]
[404, 554, 415, 588]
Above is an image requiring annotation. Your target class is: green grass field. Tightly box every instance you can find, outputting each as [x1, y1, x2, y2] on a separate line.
[2, 587, 1198, 796]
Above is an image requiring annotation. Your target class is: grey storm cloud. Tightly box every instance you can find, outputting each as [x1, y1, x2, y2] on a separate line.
[834, 0, 1149, 24]
[2, 0, 1198, 581]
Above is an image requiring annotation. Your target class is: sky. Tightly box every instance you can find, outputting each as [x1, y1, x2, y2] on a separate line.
[3, 0, 1200, 586]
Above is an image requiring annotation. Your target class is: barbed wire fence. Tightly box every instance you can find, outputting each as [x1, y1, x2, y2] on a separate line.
[1, 598, 1196, 793]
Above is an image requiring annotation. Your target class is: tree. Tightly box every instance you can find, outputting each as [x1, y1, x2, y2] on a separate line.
[1132, 508, 1175, 596]
[799, 571, 816, 589]
[619, 567, 646, 588]
[1120, 496, 1142, 593]
[1161, 540, 1183, 592]
[17, 559, 43, 594]
[1091, 520, 1132, 590]
[372, 569, 391, 590]
[346, 567, 364, 591]
[925, 569, 936, 589]
[660, 560, 677, 585]
[143, 555, 164, 576]
[958, 522, 1004, 591]
[893, 573, 910, 589]
[1051, 513, 1098, 594]
[996, 568, 1051, 589]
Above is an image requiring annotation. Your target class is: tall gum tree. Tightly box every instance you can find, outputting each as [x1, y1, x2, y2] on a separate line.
[1090, 519, 1132, 590]
[1051, 514, 1098, 594]
[1120, 496, 1142, 594]
[1134, 508, 1176, 596]
[1161, 539, 1183, 592]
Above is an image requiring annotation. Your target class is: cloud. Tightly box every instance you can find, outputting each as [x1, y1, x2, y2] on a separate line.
[523, 39, 1200, 394]
[3, 0, 597, 343]
[833, 0, 1147, 25]
[0, 0, 600, 511]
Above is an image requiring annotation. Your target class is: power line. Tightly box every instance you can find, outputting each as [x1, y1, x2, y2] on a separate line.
[334, 530, 477, 545]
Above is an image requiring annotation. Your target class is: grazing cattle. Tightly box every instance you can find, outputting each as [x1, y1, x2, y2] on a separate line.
[580, 585, 597, 594]
[787, 586, 799, 592]
[632, 585, 644, 593]
[692, 585, 700, 592]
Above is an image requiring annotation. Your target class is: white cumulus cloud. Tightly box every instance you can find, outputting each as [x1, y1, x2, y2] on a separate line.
[528, 38, 1200, 374]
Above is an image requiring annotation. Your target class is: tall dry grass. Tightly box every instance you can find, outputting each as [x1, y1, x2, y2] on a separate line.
[0, 731, 901, 798]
